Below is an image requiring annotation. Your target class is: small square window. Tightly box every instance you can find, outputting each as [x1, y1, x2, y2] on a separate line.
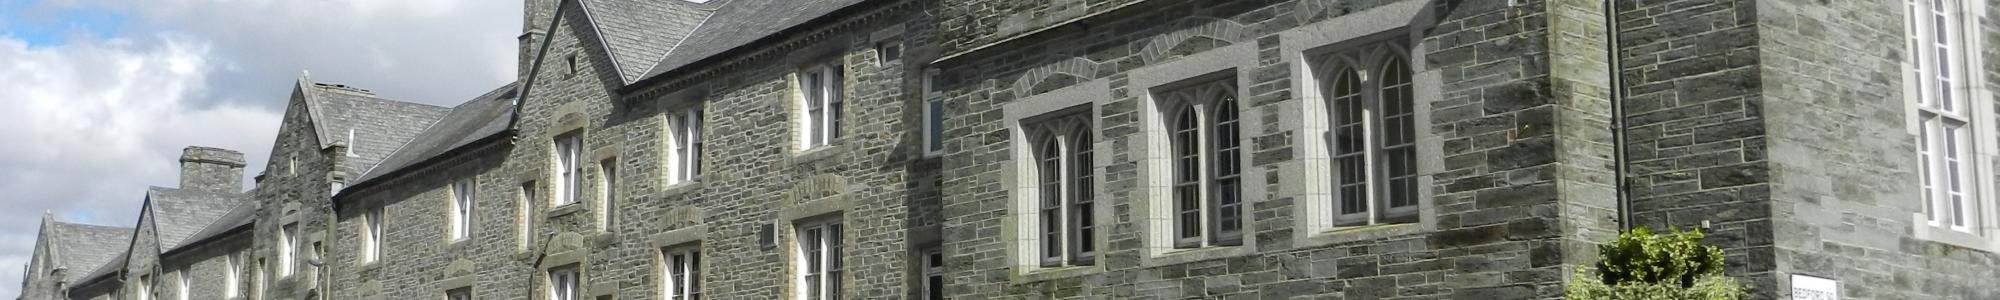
[877, 39, 902, 63]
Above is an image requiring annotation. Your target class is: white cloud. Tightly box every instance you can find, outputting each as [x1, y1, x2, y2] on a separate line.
[0, 0, 518, 298]
[0, 33, 282, 298]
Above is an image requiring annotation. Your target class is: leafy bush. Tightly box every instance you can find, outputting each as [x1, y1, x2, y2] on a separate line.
[1566, 227, 1743, 300]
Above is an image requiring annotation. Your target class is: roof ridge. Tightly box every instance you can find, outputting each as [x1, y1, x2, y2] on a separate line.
[634, 5, 722, 80]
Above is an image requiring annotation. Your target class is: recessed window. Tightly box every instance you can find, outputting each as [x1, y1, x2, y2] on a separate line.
[660, 247, 702, 300]
[921, 248, 944, 300]
[567, 54, 581, 75]
[278, 223, 297, 276]
[136, 274, 152, 300]
[447, 288, 472, 300]
[518, 180, 537, 251]
[224, 253, 241, 297]
[1157, 77, 1244, 248]
[1316, 47, 1421, 227]
[668, 108, 705, 184]
[599, 157, 618, 230]
[176, 269, 191, 300]
[798, 62, 845, 150]
[1023, 112, 1096, 266]
[554, 132, 584, 207]
[795, 220, 843, 300]
[877, 39, 902, 63]
[550, 266, 580, 300]
[254, 259, 266, 299]
[1907, 0, 1981, 234]
[451, 178, 476, 241]
[922, 69, 945, 156]
[362, 208, 384, 263]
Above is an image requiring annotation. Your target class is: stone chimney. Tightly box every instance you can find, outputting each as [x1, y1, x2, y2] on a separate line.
[179, 146, 246, 193]
[520, 0, 557, 81]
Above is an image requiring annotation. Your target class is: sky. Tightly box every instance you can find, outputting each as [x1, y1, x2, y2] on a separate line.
[0, 0, 520, 297]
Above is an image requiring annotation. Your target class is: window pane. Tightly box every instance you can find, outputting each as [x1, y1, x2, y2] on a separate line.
[829, 66, 845, 142]
[1070, 131, 1096, 263]
[1212, 101, 1242, 245]
[927, 100, 945, 152]
[1379, 56, 1420, 221]
[1172, 107, 1203, 246]
[1329, 67, 1370, 224]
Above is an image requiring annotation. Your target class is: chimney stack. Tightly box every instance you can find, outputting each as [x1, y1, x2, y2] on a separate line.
[180, 146, 246, 193]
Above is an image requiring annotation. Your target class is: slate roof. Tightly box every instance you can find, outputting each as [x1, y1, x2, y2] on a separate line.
[307, 83, 453, 176]
[350, 82, 522, 187]
[167, 200, 259, 254]
[635, 0, 871, 82]
[45, 222, 132, 282]
[576, 0, 714, 83]
[145, 186, 248, 250]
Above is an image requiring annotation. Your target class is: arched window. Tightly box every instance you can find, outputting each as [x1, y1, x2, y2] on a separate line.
[1378, 55, 1419, 222]
[1037, 134, 1064, 265]
[1031, 114, 1097, 266]
[1066, 125, 1097, 264]
[1165, 78, 1244, 248]
[1324, 50, 1420, 227]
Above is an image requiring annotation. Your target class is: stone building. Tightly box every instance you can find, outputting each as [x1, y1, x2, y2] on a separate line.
[19, 0, 2000, 299]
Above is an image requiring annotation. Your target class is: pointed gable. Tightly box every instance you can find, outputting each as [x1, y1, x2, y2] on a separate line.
[42, 221, 134, 283]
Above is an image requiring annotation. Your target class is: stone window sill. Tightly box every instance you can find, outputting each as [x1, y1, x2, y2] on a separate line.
[547, 203, 586, 219]
[356, 260, 382, 272]
[1012, 264, 1104, 283]
[1145, 245, 1255, 267]
[790, 143, 846, 165]
[660, 179, 705, 198]
[1912, 215, 1997, 253]
[1297, 223, 1425, 249]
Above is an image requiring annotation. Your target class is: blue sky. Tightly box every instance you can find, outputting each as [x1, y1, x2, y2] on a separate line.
[0, 0, 520, 297]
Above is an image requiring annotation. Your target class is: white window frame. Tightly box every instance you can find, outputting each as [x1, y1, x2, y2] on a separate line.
[597, 156, 618, 231]
[549, 266, 580, 300]
[176, 269, 191, 300]
[1313, 43, 1422, 227]
[253, 259, 266, 300]
[450, 178, 475, 242]
[518, 181, 537, 252]
[553, 132, 584, 207]
[224, 254, 240, 297]
[1023, 114, 1097, 267]
[278, 223, 296, 277]
[668, 108, 704, 184]
[923, 69, 945, 157]
[1158, 77, 1246, 249]
[1908, 0, 1989, 237]
[797, 62, 845, 150]
[362, 208, 383, 263]
[136, 274, 152, 300]
[794, 219, 843, 300]
[660, 246, 701, 300]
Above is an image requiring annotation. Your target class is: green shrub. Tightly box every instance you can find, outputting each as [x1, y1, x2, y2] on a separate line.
[1566, 227, 1744, 300]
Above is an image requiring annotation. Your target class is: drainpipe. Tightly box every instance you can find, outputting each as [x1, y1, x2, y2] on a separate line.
[1605, 0, 1633, 231]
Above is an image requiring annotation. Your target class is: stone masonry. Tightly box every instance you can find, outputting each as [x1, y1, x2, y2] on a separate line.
[19, 0, 2000, 300]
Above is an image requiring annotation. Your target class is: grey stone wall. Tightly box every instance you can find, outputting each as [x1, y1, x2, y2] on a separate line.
[329, 1, 943, 299]
[252, 86, 349, 300]
[157, 232, 253, 300]
[1755, 0, 2000, 299]
[931, 0, 1594, 298]
[1613, 0, 1775, 294]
